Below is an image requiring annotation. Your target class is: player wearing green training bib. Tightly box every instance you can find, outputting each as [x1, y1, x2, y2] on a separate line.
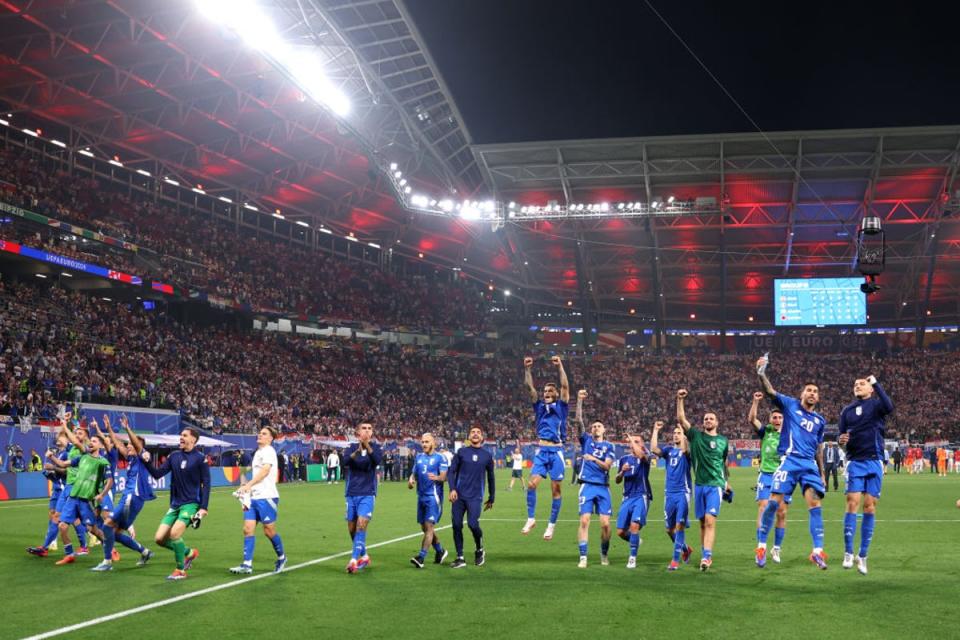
[676, 388, 730, 572]
[749, 392, 790, 565]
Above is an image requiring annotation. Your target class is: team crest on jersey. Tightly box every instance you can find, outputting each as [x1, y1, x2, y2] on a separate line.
[472, 454, 478, 462]
[856, 406, 863, 416]
[709, 442, 716, 449]
[180, 460, 186, 469]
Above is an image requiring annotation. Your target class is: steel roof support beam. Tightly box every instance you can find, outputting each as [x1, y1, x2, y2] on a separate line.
[782, 138, 802, 274]
[916, 139, 960, 345]
[643, 143, 665, 353]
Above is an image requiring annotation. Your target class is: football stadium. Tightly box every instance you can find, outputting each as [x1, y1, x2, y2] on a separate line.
[1, 1, 959, 638]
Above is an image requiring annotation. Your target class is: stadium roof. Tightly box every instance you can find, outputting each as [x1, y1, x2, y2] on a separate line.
[0, 1, 957, 329]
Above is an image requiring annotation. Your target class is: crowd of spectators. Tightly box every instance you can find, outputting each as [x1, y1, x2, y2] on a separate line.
[2, 278, 959, 447]
[0, 145, 492, 330]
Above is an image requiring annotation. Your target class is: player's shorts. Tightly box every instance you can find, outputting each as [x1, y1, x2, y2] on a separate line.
[48, 485, 63, 511]
[245, 498, 280, 524]
[99, 491, 115, 516]
[345, 495, 375, 522]
[616, 495, 648, 529]
[578, 482, 613, 516]
[113, 493, 145, 530]
[756, 472, 793, 504]
[60, 497, 97, 527]
[694, 485, 723, 520]
[772, 457, 825, 499]
[160, 502, 200, 527]
[845, 459, 884, 498]
[530, 446, 565, 481]
[416, 494, 443, 524]
[664, 491, 690, 529]
[54, 483, 73, 514]
[511, 469, 523, 478]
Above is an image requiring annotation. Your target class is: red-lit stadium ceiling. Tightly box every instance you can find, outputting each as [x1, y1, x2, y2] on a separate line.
[473, 129, 960, 326]
[0, 1, 958, 327]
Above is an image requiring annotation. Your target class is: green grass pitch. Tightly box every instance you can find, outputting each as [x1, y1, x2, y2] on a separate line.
[2, 467, 958, 640]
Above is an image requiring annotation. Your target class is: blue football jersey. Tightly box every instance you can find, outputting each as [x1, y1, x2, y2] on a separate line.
[123, 453, 156, 501]
[660, 445, 692, 494]
[578, 434, 616, 485]
[532, 400, 569, 443]
[413, 452, 449, 497]
[774, 393, 826, 461]
[618, 455, 651, 499]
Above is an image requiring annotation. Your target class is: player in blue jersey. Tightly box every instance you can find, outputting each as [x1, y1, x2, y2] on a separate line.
[408, 432, 449, 568]
[521, 355, 570, 541]
[89, 417, 122, 567]
[650, 420, 694, 571]
[26, 430, 69, 558]
[615, 433, 652, 569]
[573, 389, 617, 567]
[838, 375, 894, 575]
[100, 415, 156, 567]
[749, 392, 790, 564]
[143, 427, 211, 580]
[756, 355, 829, 569]
[448, 426, 495, 568]
[343, 422, 383, 574]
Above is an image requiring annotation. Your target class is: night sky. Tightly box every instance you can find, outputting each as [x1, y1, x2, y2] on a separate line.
[404, 0, 960, 143]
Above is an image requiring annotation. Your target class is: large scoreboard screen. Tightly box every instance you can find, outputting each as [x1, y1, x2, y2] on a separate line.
[774, 278, 866, 326]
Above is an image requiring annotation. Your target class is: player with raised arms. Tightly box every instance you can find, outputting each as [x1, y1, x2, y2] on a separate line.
[615, 432, 652, 569]
[838, 375, 894, 575]
[408, 432, 449, 568]
[521, 355, 570, 541]
[676, 389, 730, 571]
[26, 429, 69, 558]
[343, 422, 383, 574]
[749, 392, 790, 565]
[573, 389, 616, 568]
[755, 355, 829, 569]
[46, 433, 111, 569]
[104, 414, 156, 566]
[230, 426, 287, 574]
[650, 420, 693, 571]
[143, 427, 211, 580]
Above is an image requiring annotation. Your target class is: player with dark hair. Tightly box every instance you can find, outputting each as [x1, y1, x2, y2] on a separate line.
[839, 375, 894, 575]
[230, 426, 286, 574]
[573, 389, 616, 568]
[749, 392, 790, 565]
[143, 427, 210, 580]
[45, 432, 111, 568]
[615, 432, 652, 569]
[448, 426, 495, 568]
[676, 389, 730, 571]
[521, 355, 570, 541]
[105, 415, 156, 566]
[756, 356, 828, 570]
[26, 430, 69, 558]
[650, 421, 693, 570]
[344, 422, 382, 574]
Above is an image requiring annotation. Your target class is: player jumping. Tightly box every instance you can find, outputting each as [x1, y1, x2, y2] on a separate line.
[521, 355, 570, 541]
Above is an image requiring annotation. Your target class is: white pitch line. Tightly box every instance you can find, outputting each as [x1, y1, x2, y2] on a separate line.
[21, 525, 450, 640]
[481, 517, 960, 523]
